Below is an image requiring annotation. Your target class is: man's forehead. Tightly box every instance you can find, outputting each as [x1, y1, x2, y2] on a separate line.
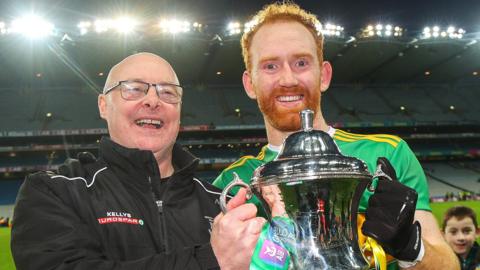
[109, 53, 177, 83]
[250, 21, 316, 58]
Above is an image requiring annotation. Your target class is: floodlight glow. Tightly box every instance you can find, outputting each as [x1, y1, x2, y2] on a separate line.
[95, 19, 112, 33]
[0, 21, 5, 35]
[322, 22, 344, 37]
[10, 15, 54, 38]
[362, 23, 402, 38]
[78, 21, 91, 35]
[421, 25, 465, 39]
[159, 19, 191, 34]
[227, 21, 242, 36]
[112, 17, 138, 33]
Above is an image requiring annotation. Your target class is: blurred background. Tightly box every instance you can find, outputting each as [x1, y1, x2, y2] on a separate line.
[0, 0, 479, 268]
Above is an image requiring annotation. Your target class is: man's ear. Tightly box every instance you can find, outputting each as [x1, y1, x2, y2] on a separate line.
[242, 70, 257, 100]
[320, 61, 333, 93]
[98, 94, 107, 120]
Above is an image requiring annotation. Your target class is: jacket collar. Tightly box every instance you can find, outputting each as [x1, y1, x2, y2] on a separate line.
[98, 137, 199, 190]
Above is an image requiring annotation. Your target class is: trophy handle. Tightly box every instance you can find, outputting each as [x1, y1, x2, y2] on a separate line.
[220, 172, 253, 213]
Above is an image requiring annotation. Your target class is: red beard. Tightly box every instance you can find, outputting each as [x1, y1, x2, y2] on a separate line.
[257, 86, 320, 132]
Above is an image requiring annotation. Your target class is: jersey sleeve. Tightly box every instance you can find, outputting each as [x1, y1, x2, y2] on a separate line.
[389, 140, 431, 211]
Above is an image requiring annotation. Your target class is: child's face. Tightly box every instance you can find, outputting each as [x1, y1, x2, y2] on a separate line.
[443, 217, 479, 258]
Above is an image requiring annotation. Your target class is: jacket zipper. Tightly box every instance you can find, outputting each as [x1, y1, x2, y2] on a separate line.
[148, 176, 170, 253]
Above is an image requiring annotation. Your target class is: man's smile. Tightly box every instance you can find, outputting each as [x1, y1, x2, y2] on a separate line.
[135, 118, 164, 129]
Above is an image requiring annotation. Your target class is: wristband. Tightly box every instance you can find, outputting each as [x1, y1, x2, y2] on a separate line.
[397, 239, 425, 269]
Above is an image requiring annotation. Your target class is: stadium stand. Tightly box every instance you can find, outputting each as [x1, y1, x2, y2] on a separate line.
[2, 84, 478, 131]
[424, 161, 480, 197]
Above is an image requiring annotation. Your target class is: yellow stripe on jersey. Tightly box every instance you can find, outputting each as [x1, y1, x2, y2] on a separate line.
[335, 130, 400, 148]
[336, 129, 401, 142]
[224, 145, 268, 171]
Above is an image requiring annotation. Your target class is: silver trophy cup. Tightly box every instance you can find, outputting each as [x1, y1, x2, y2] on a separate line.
[221, 110, 386, 269]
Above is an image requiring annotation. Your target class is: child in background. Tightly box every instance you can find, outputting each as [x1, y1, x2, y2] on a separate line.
[442, 206, 480, 270]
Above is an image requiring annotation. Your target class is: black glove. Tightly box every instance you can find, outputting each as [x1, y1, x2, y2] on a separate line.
[57, 152, 96, 178]
[361, 157, 422, 262]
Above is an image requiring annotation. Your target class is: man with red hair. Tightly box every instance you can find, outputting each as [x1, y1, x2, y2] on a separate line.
[213, 2, 459, 269]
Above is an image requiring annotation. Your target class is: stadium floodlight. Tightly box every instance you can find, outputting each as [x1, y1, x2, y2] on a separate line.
[77, 21, 91, 35]
[192, 21, 202, 31]
[421, 25, 465, 39]
[361, 23, 403, 38]
[111, 17, 138, 34]
[322, 23, 344, 37]
[82, 17, 138, 35]
[227, 21, 242, 36]
[10, 15, 54, 39]
[0, 21, 6, 34]
[94, 19, 112, 33]
[158, 19, 191, 34]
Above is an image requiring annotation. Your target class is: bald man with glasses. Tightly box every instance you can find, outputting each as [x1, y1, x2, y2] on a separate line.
[11, 52, 264, 270]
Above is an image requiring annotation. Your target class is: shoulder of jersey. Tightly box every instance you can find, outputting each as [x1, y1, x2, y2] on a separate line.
[224, 145, 269, 172]
[334, 129, 402, 148]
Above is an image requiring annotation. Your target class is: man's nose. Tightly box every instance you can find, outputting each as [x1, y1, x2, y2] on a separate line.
[278, 64, 298, 87]
[142, 85, 161, 108]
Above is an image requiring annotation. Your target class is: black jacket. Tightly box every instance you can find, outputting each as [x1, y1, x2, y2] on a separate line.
[11, 138, 222, 270]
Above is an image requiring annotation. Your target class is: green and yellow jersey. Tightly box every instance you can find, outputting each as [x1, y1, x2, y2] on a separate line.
[213, 127, 431, 269]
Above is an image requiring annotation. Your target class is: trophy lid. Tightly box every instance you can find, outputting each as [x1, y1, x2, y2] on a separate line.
[251, 110, 372, 187]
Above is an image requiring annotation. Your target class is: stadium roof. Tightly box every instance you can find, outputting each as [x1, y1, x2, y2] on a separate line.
[0, 0, 479, 88]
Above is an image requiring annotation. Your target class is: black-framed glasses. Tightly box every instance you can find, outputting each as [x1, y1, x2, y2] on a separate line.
[103, 80, 183, 104]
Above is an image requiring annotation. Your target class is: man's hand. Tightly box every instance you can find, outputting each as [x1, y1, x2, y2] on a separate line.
[211, 188, 266, 270]
[361, 157, 422, 262]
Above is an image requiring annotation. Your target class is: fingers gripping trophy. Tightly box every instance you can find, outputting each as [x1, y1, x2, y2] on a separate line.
[220, 110, 421, 270]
